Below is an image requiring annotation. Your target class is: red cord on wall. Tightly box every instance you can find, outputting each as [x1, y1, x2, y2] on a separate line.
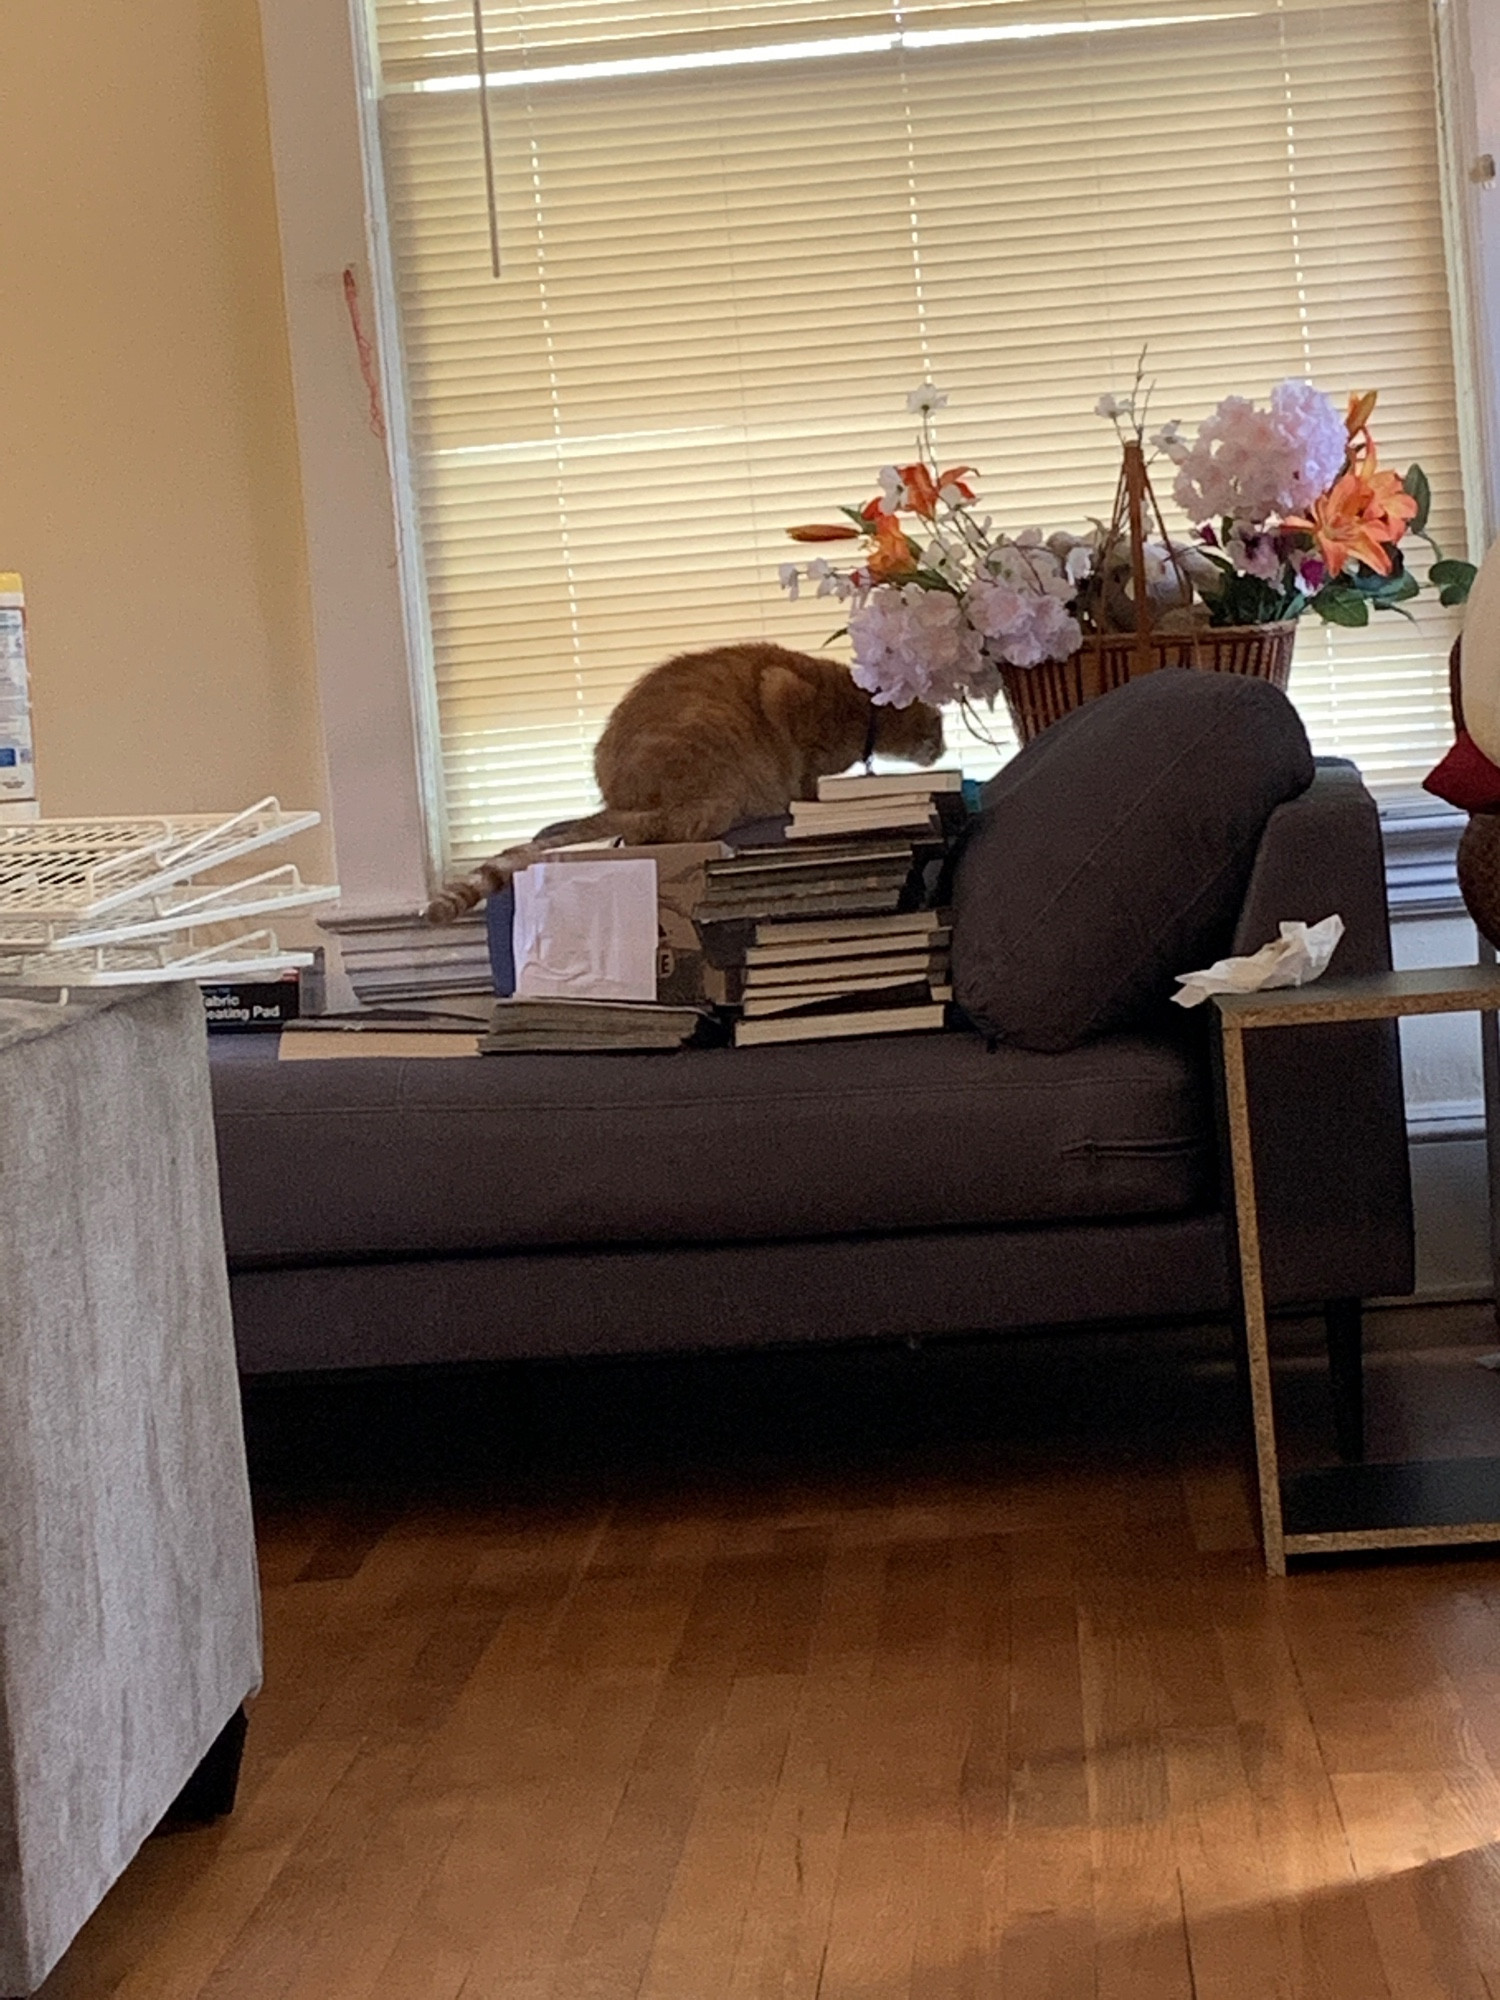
[342, 267, 388, 444]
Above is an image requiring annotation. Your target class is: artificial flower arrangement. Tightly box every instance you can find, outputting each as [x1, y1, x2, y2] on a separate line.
[779, 372, 1475, 726]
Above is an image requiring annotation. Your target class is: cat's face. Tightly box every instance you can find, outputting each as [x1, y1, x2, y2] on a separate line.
[875, 698, 945, 767]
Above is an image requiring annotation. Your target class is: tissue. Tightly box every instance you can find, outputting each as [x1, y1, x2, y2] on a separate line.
[1172, 915, 1345, 1009]
[512, 858, 660, 1001]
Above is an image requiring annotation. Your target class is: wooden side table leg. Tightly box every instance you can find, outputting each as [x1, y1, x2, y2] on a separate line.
[1219, 1017, 1288, 1575]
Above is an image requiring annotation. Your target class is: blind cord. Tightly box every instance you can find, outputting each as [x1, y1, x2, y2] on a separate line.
[472, 0, 502, 278]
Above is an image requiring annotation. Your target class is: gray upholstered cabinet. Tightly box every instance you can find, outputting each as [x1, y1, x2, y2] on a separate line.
[0, 985, 262, 1998]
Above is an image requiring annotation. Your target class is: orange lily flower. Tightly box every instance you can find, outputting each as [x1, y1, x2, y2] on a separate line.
[893, 463, 979, 516]
[1286, 452, 1417, 578]
[1345, 389, 1379, 456]
[866, 510, 919, 581]
[898, 462, 941, 517]
[785, 523, 860, 542]
[859, 463, 980, 521]
[1289, 473, 1393, 576]
[1358, 458, 1419, 543]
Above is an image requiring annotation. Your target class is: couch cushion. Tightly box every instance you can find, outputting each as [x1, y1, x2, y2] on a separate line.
[209, 1027, 1211, 1265]
[951, 668, 1315, 1052]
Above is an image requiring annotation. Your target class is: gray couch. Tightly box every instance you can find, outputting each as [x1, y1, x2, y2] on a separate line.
[209, 762, 1413, 1384]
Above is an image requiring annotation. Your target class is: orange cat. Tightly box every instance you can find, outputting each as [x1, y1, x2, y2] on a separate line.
[425, 641, 944, 922]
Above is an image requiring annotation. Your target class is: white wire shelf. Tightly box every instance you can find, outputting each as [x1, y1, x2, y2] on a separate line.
[0, 930, 315, 986]
[0, 798, 323, 921]
[0, 801, 334, 986]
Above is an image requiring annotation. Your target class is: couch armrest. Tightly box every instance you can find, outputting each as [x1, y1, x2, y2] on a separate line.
[1227, 760, 1414, 1304]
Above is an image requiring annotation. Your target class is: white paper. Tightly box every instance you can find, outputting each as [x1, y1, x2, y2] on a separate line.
[512, 858, 659, 1001]
[1172, 915, 1345, 1009]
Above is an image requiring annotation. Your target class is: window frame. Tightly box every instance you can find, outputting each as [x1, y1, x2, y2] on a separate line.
[258, 0, 1500, 987]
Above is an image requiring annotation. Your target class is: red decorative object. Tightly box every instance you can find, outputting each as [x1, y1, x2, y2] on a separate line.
[1423, 730, 1500, 814]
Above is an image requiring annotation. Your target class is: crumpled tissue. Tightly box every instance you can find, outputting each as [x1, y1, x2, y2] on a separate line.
[1171, 915, 1345, 1009]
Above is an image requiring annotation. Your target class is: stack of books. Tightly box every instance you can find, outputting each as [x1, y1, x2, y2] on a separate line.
[785, 768, 967, 843]
[480, 997, 713, 1053]
[278, 997, 493, 1060]
[696, 772, 965, 1047]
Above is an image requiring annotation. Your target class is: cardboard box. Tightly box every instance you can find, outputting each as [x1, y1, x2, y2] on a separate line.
[200, 971, 301, 1031]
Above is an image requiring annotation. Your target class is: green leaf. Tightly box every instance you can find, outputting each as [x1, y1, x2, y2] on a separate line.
[1404, 464, 1432, 537]
[1311, 587, 1370, 628]
[1431, 558, 1478, 605]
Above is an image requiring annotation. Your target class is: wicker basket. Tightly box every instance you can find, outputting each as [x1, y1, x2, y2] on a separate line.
[998, 621, 1299, 745]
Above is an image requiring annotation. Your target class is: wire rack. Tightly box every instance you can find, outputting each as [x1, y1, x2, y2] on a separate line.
[0, 800, 336, 984]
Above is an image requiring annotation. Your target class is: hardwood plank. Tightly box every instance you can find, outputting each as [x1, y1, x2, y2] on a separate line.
[815, 1542, 961, 2000]
[636, 1672, 803, 2000]
[1079, 1561, 1197, 2000]
[1179, 1461, 1259, 1557]
[999, 1587, 1094, 1998]
[383, 1538, 713, 2000]
[540, 1654, 743, 2000]
[39, 1312, 1500, 2000]
[726, 1546, 886, 2000]
[400, 1672, 664, 2000]
[909, 1535, 1011, 2000]
[1205, 1570, 1394, 1998]
[1166, 1723, 1299, 2000]
[91, 1733, 368, 2000]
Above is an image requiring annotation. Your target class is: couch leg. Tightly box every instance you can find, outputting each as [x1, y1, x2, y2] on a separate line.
[156, 1705, 249, 1833]
[1324, 1298, 1364, 1463]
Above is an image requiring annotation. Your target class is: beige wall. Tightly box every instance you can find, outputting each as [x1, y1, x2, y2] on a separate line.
[0, 0, 330, 864]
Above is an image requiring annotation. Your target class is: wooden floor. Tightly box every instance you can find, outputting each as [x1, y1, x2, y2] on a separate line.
[37, 1306, 1500, 2000]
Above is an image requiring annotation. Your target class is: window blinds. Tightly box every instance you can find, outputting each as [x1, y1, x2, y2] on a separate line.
[368, 0, 1469, 864]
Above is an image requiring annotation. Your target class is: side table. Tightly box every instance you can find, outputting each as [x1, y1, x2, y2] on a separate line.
[1216, 963, 1500, 1575]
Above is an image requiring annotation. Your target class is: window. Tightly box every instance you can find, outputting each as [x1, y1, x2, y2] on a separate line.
[364, 0, 1476, 868]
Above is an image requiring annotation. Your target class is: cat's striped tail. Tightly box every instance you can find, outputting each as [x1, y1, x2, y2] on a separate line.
[422, 809, 625, 924]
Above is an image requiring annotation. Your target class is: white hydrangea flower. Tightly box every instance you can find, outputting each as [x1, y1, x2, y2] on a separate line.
[1268, 378, 1347, 512]
[965, 576, 1082, 669]
[1172, 379, 1346, 529]
[848, 583, 987, 707]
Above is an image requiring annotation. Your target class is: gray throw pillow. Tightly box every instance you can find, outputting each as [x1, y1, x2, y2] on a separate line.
[951, 668, 1315, 1051]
